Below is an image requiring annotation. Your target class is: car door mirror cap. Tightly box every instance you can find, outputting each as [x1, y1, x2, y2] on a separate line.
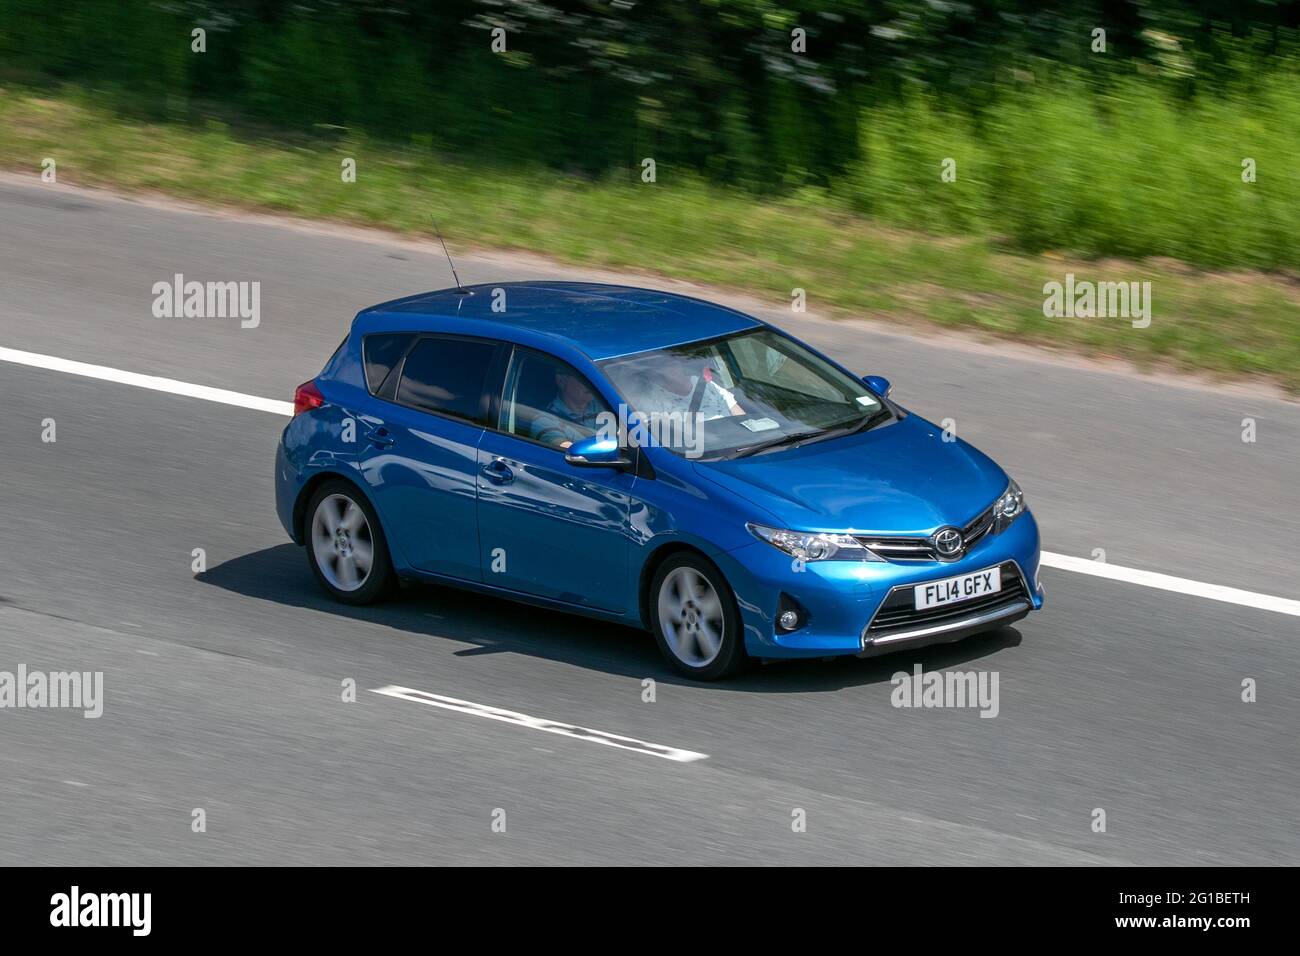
[863, 374, 892, 398]
[565, 435, 632, 469]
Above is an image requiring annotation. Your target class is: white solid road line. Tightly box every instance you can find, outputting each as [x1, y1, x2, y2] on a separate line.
[1039, 552, 1300, 617]
[0, 346, 294, 417]
[4, 344, 1297, 618]
[371, 686, 710, 762]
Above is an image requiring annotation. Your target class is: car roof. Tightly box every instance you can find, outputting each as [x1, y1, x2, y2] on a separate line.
[354, 281, 764, 361]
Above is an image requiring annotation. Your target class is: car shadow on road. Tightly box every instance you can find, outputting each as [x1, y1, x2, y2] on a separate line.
[198, 544, 1024, 694]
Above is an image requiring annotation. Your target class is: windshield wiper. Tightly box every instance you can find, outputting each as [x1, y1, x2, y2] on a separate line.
[817, 407, 892, 439]
[850, 407, 892, 433]
[729, 409, 892, 459]
[729, 429, 824, 459]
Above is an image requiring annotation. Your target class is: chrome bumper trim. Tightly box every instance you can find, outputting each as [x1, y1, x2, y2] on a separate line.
[864, 599, 1030, 648]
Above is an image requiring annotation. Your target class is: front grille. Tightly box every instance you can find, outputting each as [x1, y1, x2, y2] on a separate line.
[865, 561, 1027, 636]
[961, 503, 996, 549]
[855, 502, 998, 562]
[854, 535, 933, 560]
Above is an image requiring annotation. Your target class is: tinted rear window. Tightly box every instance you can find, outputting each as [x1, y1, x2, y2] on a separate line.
[363, 332, 415, 394]
[396, 337, 496, 423]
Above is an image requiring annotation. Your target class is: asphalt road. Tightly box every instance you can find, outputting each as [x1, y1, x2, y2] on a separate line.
[1, 176, 1297, 865]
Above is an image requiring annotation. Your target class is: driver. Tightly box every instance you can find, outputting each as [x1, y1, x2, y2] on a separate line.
[530, 369, 604, 448]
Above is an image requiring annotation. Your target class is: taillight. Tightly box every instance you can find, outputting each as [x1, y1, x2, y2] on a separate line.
[293, 379, 325, 416]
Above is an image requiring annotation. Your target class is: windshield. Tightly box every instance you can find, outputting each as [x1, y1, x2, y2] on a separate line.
[599, 328, 888, 459]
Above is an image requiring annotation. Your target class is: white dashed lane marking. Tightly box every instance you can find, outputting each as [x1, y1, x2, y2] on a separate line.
[371, 686, 710, 762]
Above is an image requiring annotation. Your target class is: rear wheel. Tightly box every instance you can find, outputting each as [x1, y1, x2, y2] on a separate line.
[650, 553, 749, 680]
[305, 480, 394, 605]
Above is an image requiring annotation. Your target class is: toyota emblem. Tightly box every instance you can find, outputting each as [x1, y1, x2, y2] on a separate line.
[933, 527, 964, 557]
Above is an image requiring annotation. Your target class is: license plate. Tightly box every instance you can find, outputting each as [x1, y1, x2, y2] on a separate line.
[914, 566, 1001, 610]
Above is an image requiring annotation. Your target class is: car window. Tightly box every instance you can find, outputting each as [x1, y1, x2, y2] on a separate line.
[499, 349, 612, 450]
[395, 336, 497, 424]
[600, 329, 883, 459]
[730, 334, 840, 400]
[363, 332, 415, 394]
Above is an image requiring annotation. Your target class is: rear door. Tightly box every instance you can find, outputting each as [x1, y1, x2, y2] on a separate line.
[357, 333, 503, 581]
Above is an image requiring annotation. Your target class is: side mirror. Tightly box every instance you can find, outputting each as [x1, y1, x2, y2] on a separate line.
[565, 434, 631, 469]
[863, 374, 892, 398]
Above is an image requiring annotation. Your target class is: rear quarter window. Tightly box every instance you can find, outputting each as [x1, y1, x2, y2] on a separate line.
[363, 332, 416, 394]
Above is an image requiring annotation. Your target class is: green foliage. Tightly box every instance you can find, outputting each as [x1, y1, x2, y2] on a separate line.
[2, 0, 1300, 269]
[3, 88, 1299, 388]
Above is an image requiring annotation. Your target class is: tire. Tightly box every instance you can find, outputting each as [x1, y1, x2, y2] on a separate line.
[650, 552, 749, 680]
[304, 479, 395, 605]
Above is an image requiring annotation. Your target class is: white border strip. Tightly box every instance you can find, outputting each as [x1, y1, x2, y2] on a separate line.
[5, 345, 1297, 619]
[0, 346, 293, 416]
[1041, 551, 1300, 617]
[372, 686, 709, 762]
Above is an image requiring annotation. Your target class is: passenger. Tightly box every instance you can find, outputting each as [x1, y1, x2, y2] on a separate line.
[633, 363, 744, 421]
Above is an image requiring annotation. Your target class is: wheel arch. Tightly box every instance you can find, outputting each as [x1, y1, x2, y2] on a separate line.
[292, 469, 375, 545]
[636, 540, 728, 631]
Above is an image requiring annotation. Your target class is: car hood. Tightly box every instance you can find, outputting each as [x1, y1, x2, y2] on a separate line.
[692, 413, 1008, 534]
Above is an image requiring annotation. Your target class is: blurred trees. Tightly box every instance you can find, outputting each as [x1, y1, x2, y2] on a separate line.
[2, 0, 1297, 191]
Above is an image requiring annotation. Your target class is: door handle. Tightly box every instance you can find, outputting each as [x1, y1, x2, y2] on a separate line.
[365, 426, 395, 448]
[480, 458, 514, 484]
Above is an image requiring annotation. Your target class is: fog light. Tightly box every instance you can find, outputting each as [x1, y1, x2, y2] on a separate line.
[778, 609, 801, 632]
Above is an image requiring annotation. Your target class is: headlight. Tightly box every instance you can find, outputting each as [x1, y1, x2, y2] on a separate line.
[993, 479, 1025, 532]
[746, 523, 884, 562]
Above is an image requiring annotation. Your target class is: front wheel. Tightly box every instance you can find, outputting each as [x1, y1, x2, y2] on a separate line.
[650, 553, 749, 680]
[305, 480, 395, 605]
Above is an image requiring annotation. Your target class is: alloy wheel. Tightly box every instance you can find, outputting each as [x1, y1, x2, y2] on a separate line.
[310, 493, 375, 592]
[657, 566, 726, 667]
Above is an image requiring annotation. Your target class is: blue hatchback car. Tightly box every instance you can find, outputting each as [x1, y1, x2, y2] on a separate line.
[275, 282, 1042, 679]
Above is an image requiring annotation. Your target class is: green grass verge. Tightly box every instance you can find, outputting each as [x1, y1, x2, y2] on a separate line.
[2, 86, 1298, 392]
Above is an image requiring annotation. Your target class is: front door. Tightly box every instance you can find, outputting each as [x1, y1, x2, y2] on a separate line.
[476, 347, 633, 612]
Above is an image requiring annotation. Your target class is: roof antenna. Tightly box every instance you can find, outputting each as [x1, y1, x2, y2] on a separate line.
[430, 215, 469, 294]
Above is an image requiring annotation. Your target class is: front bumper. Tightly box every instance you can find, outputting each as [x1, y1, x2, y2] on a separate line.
[715, 511, 1043, 660]
[857, 559, 1033, 657]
